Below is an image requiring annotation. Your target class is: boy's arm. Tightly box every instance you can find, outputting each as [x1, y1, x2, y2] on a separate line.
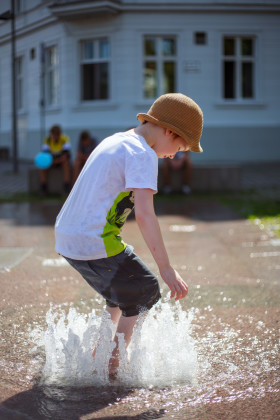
[134, 188, 188, 300]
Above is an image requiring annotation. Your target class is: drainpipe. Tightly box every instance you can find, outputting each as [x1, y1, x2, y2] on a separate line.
[40, 43, 46, 146]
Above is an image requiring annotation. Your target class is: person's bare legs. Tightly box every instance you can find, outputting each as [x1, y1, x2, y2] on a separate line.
[92, 306, 122, 358]
[92, 305, 139, 379]
[61, 154, 71, 185]
[109, 314, 139, 379]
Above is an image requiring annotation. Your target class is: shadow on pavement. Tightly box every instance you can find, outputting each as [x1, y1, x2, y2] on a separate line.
[0, 197, 242, 227]
[154, 197, 242, 222]
[0, 202, 63, 226]
[1, 385, 165, 420]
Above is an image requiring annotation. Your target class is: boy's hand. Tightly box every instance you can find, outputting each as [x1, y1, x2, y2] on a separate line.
[160, 266, 188, 300]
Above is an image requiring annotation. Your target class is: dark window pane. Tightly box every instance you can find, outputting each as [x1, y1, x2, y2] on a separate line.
[224, 38, 235, 56]
[194, 32, 207, 45]
[163, 62, 175, 93]
[242, 39, 253, 56]
[82, 64, 94, 100]
[224, 61, 235, 98]
[242, 62, 253, 98]
[144, 38, 156, 56]
[144, 61, 157, 98]
[99, 63, 109, 99]
[82, 63, 109, 100]
[162, 38, 176, 56]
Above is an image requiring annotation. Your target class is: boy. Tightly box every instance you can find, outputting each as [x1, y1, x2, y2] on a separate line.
[55, 93, 203, 378]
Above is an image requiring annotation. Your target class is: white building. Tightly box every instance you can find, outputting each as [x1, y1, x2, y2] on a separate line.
[0, 0, 280, 164]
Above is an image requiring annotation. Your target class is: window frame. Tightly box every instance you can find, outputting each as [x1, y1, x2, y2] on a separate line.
[221, 34, 257, 103]
[15, 55, 24, 112]
[44, 45, 59, 108]
[142, 35, 177, 100]
[80, 38, 111, 102]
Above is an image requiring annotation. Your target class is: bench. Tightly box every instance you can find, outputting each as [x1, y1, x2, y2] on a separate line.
[28, 167, 67, 194]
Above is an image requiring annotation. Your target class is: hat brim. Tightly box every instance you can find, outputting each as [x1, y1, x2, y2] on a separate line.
[137, 112, 203, 153]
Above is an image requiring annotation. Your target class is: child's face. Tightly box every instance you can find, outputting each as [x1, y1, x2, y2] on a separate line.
[51, 129, 60, 143]
[156, 129, 189, 159]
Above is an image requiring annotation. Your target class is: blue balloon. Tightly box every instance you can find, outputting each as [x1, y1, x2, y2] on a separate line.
[34, 152, 53, 169]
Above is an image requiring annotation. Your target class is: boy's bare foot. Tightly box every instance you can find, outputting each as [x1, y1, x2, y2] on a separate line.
[108, 354, 119, 381]
[93, 345, 119, 380]
[92, 348, 97, 359]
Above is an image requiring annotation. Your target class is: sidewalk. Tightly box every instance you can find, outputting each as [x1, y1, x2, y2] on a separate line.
[0, 160, 34, 197]
[0, 195, 279, 419]
[0, 159, 280, 197]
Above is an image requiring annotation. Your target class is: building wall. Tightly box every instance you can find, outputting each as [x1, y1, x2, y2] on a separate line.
[0, 1, 279, 163]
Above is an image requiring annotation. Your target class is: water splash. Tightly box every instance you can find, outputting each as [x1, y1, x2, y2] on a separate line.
[33, 301, 197, 388]
[20, 302, 280, 416]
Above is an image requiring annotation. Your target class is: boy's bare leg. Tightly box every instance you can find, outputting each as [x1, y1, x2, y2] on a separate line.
[92, 306, 139, 379]
[109, 314, 139, 379]
[92, 306, 122, 358]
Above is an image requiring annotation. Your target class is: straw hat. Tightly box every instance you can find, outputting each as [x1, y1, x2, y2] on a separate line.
[137, 93, 203, 153]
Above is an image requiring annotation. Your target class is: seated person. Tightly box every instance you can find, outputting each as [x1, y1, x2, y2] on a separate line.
[73, 130, 97, 183]
[39, 125, 71, 196]
[162, 151, 192, 195]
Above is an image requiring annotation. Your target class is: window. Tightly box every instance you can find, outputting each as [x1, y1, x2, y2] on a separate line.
[194, 32, 207, 45]
[45, 46, 59, 106]
[80, 39, 110, 101]
[222, 36, 255, 100]
[143, 36, 176, 98]
[15, 56, 24, 110]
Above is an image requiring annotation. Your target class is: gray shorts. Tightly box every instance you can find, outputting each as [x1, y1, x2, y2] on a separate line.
[63, 245, 161, 317]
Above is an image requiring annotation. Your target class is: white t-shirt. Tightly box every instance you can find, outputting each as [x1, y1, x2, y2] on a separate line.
[55, 131, 158, 260]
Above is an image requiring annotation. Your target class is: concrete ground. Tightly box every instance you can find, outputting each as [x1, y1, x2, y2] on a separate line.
[0, 160, 279, 419]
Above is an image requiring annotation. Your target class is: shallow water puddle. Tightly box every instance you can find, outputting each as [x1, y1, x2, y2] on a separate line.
[250, 251, 280, 258]
[169, 225, 196, 232]
[25, 301, 279, 416]
[42, 257, 69, 267]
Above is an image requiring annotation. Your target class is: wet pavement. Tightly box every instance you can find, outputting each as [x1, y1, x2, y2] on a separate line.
[0, 195, 279, 420]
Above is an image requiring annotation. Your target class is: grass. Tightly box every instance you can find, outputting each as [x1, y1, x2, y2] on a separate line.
[217, 192, 280, 238]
